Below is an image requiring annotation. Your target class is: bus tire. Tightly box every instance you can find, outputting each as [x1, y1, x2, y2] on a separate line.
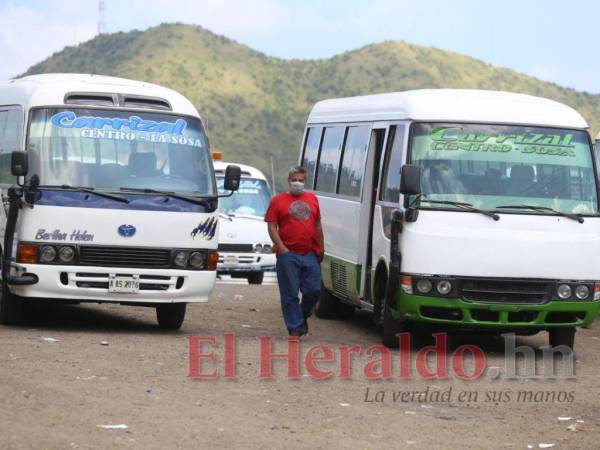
[0, 284, 24, 325]
[372, 267, 388, 328]
[247, 272, 264, 285]
[156, 303, 186, 330]
[334, 301, 355, 320]
[549, 327, 575, 351]
[315, 285, 336, 319]
[382, 297, 406, 348]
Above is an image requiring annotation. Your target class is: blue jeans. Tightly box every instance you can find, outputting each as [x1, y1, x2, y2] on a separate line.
[275, 251, 322, 332]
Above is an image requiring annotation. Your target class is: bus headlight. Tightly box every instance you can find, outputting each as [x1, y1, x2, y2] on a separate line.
[557, 284, 572, 299]
[416, 279, 432, 294]
[58, 246, 75, 263]
[254, 243, 263, 253]
[39, 245, 57, 263]
[189, 252, 205, 269]
[173, 251, 189, 267]
[575, 284, 590, 300]
[436, 280, 453, 295]
[262, 244, 272, 253]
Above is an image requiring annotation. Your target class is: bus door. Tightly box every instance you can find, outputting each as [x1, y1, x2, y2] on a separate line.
[368, 123, 407, 301]
[358, 123, 388, 303]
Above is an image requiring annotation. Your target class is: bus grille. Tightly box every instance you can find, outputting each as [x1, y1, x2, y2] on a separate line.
[331, 262, 349, 299]
[460, 278, 552, 304]
[79, 246, 171, 268]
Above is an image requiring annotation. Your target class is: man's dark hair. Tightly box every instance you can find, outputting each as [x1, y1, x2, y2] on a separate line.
[288, 165, 306, 179]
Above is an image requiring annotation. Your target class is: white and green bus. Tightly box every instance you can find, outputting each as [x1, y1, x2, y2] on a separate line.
[300, 89, 600, 350]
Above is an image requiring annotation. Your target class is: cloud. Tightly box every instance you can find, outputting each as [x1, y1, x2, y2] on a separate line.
[0, 2, 96, 80]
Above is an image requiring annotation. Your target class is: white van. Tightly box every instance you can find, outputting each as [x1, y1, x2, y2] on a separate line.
[0, 74, 240, 329]
[301, 89, 600, 350]
[213, 158, 275, 284]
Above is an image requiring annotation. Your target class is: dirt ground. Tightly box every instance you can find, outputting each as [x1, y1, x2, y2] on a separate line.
[1, 283, 599, 449]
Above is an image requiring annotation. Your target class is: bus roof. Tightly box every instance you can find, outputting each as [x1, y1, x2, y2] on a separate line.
[307, 89, 588, 129]
[0, 73, 201, 118]
[213, 161, 268, 180]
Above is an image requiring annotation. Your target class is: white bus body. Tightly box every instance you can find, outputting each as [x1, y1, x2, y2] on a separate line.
[0, 74, 240, 329]
[301, 89, 600, 349]
[213, 160, 275, 284]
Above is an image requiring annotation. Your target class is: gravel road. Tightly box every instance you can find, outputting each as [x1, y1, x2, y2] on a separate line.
[1, 283, 599, 449]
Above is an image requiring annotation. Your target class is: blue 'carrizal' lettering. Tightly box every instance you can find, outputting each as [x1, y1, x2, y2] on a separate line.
[50, 111, 187, 135]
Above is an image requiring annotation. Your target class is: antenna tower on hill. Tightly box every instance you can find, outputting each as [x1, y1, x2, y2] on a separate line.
[98, 0, 107, 35]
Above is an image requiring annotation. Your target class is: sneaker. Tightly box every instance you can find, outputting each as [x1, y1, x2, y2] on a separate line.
[288, 329, 303, 337]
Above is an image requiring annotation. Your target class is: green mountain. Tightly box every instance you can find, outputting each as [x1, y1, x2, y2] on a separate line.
[23, 23, 600, 190]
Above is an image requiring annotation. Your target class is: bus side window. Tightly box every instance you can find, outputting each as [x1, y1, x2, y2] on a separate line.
[315, 126, 345, 193]
[0, 108, 23, 183]
[338, 125, 370, 198]
[302, 127, 323, 189]
[379, 125, 405, 203]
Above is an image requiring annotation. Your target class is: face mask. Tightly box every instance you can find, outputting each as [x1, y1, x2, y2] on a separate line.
[289, 181, 305, 196]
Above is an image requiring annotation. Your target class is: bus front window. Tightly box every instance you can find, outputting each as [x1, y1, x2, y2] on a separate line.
[27, 108, 215, 196]
[217, 178, 272, 217]
[409, 123, 598, 215]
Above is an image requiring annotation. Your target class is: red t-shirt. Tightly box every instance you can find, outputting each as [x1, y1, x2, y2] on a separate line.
[264, 192, 321, 255]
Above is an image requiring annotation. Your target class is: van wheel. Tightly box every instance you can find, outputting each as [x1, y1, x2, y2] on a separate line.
[0, 284, 24, 325]
[156, 303, 186, 330]
[315, 285, 336, 319]
[335, 301, 355, 319]
[247, 272, 264, 285]
[549, 327, 575, 351]
[382, 296, 406, 348]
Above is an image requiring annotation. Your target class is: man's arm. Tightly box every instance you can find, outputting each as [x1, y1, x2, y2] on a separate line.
[315, 219, 324, 262]
[267, 222, 289, 255]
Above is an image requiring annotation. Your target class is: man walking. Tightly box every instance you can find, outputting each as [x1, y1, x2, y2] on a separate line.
[265, 166, 324, 337]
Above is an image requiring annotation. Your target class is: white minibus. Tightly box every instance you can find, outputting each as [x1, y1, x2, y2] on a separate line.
[0, 74, 240, 329]
[213, 157, 276, 284]
[300, 89, 600, 350]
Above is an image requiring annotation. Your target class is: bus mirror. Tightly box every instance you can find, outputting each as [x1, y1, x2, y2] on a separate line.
[400, 164, 421, 195]
[223, 164, 241, 192]
[11, 151, 28, 177]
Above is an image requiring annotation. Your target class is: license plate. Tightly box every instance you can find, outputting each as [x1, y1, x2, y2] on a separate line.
[224, 255, 238, 267]
[108, 275, 140, 293]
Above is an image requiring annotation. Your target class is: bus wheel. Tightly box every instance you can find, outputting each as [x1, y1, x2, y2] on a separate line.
[382, 297, 406, 348]
[549, 327, 575, 351]
[315, 284, 336, 319]
[0, 284, 24, 325]
[247, 272, 264, 285]
[156, 303, 187, 330]
[335, 301, 355, 320]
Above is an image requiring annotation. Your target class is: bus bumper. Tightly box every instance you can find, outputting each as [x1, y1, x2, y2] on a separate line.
[392, 293, 600, 328]
[9, 264, 216, 304]
[217, 252, 276, 274]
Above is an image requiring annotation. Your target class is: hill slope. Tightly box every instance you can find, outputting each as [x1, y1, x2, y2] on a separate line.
[24, 23, 600, 189]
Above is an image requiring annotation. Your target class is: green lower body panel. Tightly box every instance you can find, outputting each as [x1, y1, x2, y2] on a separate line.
[321, 254, 361, 305]
[392, 292, 600, 328]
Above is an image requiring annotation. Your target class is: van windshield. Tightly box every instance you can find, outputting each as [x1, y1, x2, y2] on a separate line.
[27, 108, 215, 196]
[410, 123, 598, 215]
[217, 177, 271, 217]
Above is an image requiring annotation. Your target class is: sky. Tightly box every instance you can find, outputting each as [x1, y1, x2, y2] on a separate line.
[0, 0, 599, 94]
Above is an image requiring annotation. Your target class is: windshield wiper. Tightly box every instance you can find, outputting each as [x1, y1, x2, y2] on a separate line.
[495, 205, 584, 223]
[421, 199, 500, 221]
[40, 185, 129, 203]
[119, 187, 213, 207]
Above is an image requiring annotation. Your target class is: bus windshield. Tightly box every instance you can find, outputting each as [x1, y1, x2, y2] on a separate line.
[409, 123, 598, 215]
[217, 177, 271, 217]
[27, 108, 215, 196]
